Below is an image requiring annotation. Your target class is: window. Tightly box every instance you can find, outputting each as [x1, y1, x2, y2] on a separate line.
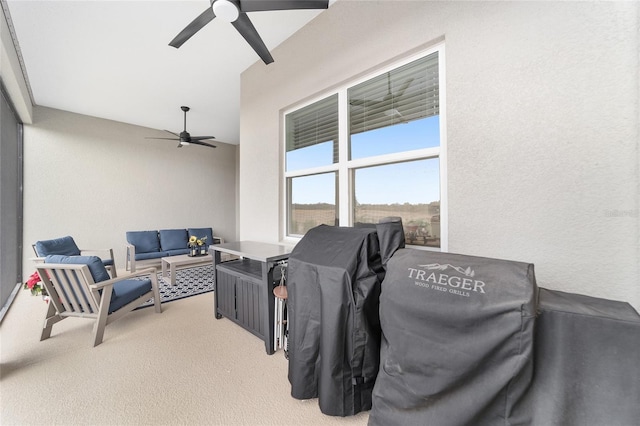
[284, 46, 446, 248]
[285, 94, 338, 171]
[287, 172, 338, 235]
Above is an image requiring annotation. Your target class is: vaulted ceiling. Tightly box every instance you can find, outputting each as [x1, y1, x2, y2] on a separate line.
[5, 0, 333, 145]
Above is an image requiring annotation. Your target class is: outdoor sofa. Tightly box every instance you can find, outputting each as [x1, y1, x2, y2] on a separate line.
[125, 227, 219, 272]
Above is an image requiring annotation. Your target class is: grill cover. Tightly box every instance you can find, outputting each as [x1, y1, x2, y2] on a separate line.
[369, 249, 538, 425]
[511, 288, 640, 426]
[287, 224, 397, 416]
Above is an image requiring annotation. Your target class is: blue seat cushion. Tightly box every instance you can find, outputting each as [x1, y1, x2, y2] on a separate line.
[109, 279, 152, 313]
[126, 231, 160, 254]
[188, 228, 214, 245]
[35, 236, 81, 257]
[166, 248, 190, 256]
[135, 251, 168, 261]
[159, 229, 188, 251]
[45, 255, 111, 284]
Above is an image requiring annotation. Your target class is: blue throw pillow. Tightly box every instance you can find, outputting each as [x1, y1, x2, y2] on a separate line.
[45, 255, 111, 284]
[159, 229, 189, 251]
[35, 236, 81, 257]
[188, 228, 214, 245]
[126, 231, 160, 254]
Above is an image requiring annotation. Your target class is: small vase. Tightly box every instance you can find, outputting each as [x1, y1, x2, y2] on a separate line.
[200, 246, 207, 256]
[190, 247, 197, 257]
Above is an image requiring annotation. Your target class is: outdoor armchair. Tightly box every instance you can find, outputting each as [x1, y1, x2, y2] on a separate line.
[33, 235, 118, 278]
[35, 255, 161, 347]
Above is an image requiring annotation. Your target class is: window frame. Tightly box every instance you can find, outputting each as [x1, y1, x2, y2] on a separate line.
[281, 43, 447, 251]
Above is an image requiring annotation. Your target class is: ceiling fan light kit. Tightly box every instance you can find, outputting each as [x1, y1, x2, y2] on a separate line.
[212, 0, 240, 22]
[169, 0, 330, 64]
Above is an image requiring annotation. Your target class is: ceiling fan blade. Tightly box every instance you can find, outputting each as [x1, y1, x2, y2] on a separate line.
[169, 7, 216, 48]
[145, 137, 180, 141]
[395, 78, 415, 97]
[239, 0, 329, 12]
[231, 13, 274, 64]
[190, 136, 216, 141]
[190, 140, 217, 149]
[350, 98, 369, 107]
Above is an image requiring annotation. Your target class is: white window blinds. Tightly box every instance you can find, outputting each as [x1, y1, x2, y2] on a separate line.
[285, 94, 339, 154]
[349, 52, 439, 135]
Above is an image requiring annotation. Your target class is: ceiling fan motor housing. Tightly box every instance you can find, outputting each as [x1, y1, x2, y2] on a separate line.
[212, 0, 240, 22]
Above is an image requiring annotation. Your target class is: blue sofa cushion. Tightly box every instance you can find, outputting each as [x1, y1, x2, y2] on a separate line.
[159, 229, 189, 251]
[45, 255, 111, 284]
[166, 248, 190, 256]
[126, 231, 160, 254]
[109, 279, 152, 313]
[35, 236, 81, 257]
[188, 228, 214, 245]
[135, 251, 169, 261]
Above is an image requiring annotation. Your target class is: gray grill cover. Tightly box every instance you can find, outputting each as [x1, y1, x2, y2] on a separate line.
[512, 288, 640, 426]
[369, 249, 538, 425]
[287, 225, 391, 416]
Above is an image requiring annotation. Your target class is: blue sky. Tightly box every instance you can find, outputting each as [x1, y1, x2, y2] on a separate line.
[288, 116, 440, 204]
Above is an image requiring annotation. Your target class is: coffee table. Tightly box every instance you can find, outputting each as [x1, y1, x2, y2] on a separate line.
[161, 253, 212, 286]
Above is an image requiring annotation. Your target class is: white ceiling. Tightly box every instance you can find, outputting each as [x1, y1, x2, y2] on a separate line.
[5, 0, 332, 145]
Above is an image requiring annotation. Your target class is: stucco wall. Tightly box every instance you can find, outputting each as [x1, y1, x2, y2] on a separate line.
[240, 1, 639, 309]
[22, 106, 238, 277]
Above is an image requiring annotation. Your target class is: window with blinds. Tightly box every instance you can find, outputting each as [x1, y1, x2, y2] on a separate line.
[285, 94, 338, 171]
[349, 52, 439, 160]
[283, 46, 445, 248]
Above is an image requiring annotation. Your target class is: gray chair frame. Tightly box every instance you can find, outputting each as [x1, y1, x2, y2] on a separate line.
[35, 263, 161, 346]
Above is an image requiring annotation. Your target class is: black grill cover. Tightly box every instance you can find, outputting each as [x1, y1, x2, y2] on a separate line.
[369, 249, 538, 425]
[512, 288, 640, 426]
[287, 224, 392, 416]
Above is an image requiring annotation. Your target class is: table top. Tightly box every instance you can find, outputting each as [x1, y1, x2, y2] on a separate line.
[211, 241, 294, 262]
[161, 253, 212, 265]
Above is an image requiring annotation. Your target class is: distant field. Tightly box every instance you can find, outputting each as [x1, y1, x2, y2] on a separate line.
[290, 203, 440, 247]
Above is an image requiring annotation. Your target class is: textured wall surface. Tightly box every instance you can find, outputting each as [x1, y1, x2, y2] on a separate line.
[240, 1, 639, 309]
[22, 107, 238, 277]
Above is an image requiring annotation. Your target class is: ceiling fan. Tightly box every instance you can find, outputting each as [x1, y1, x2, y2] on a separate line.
[147, 106, 217, 149]
[350, 73, 415, 118]
[169, 0, 330, 64]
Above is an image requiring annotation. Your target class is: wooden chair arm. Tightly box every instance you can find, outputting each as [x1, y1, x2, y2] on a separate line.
[80, 248, 115, 260]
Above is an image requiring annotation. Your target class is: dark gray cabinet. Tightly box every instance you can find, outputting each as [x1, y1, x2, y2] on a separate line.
[216, 259, 266, 339]
[212, 242, 292, 355]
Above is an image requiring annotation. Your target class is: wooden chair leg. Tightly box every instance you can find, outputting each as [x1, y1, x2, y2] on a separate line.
[92, 287, 112, 346]
[150, 274, 162, 314]
[41, 302, 64, 341]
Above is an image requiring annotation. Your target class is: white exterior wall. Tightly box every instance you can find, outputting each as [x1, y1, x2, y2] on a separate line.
[22, 107, 238, 277]
[240, 1, 639, 309]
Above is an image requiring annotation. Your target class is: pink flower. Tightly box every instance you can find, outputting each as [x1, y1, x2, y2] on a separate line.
[25, 271, 41, 290]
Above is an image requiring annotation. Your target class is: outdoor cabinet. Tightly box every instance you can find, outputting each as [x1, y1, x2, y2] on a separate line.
[212, 241, 292, 355]
[216, 260, 266, 339]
